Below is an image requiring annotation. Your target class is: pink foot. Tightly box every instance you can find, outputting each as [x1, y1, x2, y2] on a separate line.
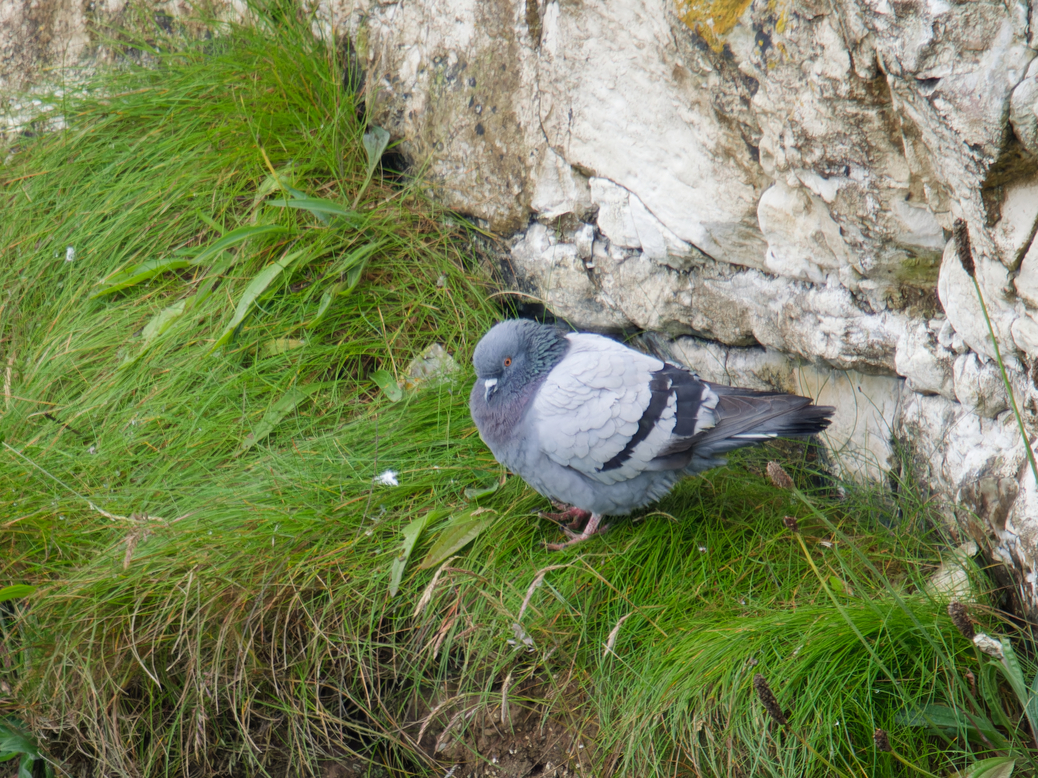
[538, 504, 592, 530]
[544, 512, 608, 551]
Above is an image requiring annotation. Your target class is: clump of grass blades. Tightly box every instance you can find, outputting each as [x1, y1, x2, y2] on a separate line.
[1, 5, 1034, 778]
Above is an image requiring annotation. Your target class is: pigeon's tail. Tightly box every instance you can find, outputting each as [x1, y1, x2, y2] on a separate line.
[682, 383, 834, 473]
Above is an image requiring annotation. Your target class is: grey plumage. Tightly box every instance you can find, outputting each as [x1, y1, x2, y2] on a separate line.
[469, 319, 834, 548]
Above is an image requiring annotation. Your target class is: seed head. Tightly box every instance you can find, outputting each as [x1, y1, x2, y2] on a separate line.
[753, 673, 788, 726]
[782, 515, 800, 533]
[767, 461, 794, 490]
[954, 219, 975, 279]
[948, 601, 975, 640]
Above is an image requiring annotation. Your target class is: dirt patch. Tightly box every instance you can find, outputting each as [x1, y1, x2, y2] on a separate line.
[311, 678, 598, 778]
[410, 680, 598, 777]
[432, 703, 595, 777]
[317, 701, 595, 778]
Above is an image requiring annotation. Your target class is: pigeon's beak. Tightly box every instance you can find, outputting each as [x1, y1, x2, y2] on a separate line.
[483, 377, 498, 402]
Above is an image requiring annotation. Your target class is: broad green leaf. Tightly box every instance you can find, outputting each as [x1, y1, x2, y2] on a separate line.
[0, 585, 35, 602]
[94, 224, 288, 298]
[195, 207, 225, 236]
[267, 197, 358, 222]
[341, 240, 384, 270]
[389, 509, 447, 596]
[343, 264, 365, 294]
[370, 370, 403, 402]
[363, 126, 391, 175]
[184, 251, 237, 311]
[278, 184, 329, 224]
[335, 240, 384, 294]
[0, 722, 39, 759]
[897, 704, 1007, 748]
[282, 184, 309, 200]
[304, 244, 381, 334]
[463, 483, 499, 501]
[897, 704, 967, 730]
[210, 249, 307, 352]
[260, 338, 306, 357]
[308, 282, 342, 332]
[998, 638, 1030, 706]
[967, 757, 1016, 778]
[1028, 649, 1038, 737]
[420, 509, 496, 569]
[189, 223, 289, 267]
[827, 575, 853, 596]
[250, 162, 298, 215]
[92, 258, 194, 298]
[120, 253, 237, 369]
[236, 384, 325, 455]
[140, 299, 188, 342]
[999, 638, 1038, 738]
[354, 125, 391, 208]
[981, 662, 1016, 730]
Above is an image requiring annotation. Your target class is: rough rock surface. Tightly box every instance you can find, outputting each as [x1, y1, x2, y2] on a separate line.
[0, 0, 248, 137]
[10, 0, 1038, 612]
[328, 0, 1038, 612]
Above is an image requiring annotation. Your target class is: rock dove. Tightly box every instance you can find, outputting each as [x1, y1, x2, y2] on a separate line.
[469, 319, 835, 549]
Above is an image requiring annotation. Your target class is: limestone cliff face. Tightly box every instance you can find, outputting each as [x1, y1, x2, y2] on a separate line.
[334, 0, 1038, 604]
[9, 0, 1038, 606]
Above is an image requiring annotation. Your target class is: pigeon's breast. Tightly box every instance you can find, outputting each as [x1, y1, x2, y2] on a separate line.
[469, 376, 545, 470]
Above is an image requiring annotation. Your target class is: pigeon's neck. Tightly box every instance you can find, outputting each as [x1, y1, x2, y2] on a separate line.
[526, 326, 568, 378]
[476, 376, 545, 453]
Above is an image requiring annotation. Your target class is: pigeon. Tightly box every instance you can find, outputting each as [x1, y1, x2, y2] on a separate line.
[469, 319, 835, 549]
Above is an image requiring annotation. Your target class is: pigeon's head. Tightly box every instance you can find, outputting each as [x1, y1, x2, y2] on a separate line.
[472, 320, 568, 405]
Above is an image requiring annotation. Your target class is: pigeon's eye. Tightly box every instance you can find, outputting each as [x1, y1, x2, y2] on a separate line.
[503, 356, 512, 367]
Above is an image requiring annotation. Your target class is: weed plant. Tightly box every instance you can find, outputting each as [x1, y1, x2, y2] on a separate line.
[0, 4, 1034, 777]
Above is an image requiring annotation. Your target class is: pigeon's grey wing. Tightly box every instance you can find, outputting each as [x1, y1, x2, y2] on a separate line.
[684, 383, 833, 454]
[532, 334, 718, 485]
[656, 382, 834, 471]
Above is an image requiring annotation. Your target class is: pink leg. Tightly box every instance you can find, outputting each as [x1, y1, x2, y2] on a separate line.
[538, 504, 592, 529]
[544, 512, 608, 551]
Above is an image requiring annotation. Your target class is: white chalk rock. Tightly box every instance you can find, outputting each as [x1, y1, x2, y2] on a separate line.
[1012, 315, 1038, 358]
[1010, 57, 1038, 157]
[992, 175, 1038, 270]
[899, 392, 1026, 501]
[531, 147, 593, 222]
[668, 337, 795, 393]
[573, 223, 595, 261]
[1014, 238, 1038, 309]
[509, 223, 629, 331]
[953, 353, 1009, 419]
[536, 0, 768, 266]
[895, 320, 956, 399]
[588, 178, 697, 269]
[757, 181, 851, 285]
[795, 366, 903, 482]
[936, 319, 968, 356]
[937, 236, 1017, 361]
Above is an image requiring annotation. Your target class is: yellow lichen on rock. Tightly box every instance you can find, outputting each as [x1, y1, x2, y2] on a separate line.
[676, 0, 754, 51]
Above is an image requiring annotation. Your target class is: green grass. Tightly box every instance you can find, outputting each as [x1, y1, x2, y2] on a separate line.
[0, 4, 1033, 777]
